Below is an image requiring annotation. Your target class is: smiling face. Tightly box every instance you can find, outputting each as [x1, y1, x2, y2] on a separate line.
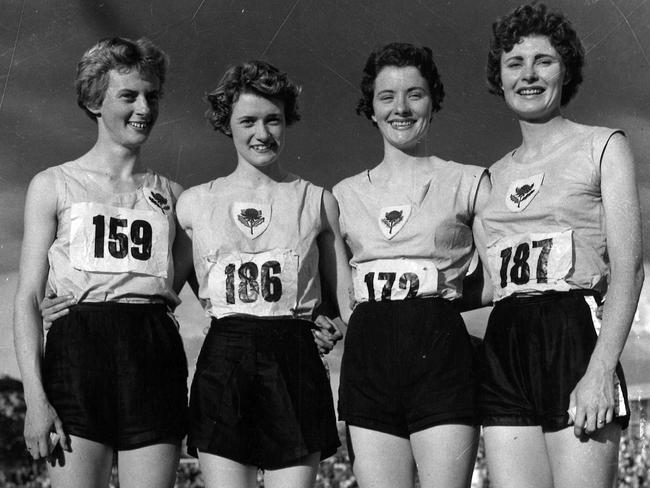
[92, 69, 160, 149]
[371, 65, 433, 153]
[230, 91, 285, 169]
[500, 35, 566, 122]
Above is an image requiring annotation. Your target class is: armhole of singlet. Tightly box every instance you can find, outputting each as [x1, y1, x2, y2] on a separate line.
[50, 165, 68, 213]
[331, 183, 346, 237]
[596, 129, 626, 176]
[468, 167, 490, 218]
[310, 183, 325, 233]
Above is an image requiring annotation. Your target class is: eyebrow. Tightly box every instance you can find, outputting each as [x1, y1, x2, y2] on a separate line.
[117, 88, 160, 95]
[376, 86, 425, 94]
[503, 53, 559, 61]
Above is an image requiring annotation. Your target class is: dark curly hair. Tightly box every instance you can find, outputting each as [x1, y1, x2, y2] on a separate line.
[76, 37, 168, 121]
[356, 43, 444, 124]
[487, 2, 584, 106]
[205, 60, 301, 136]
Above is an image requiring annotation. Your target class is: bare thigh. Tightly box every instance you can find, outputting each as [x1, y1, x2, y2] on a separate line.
[348, 425, 416, 488]
[545, 424, 620, 488]
[198, 452, 258, 488]
[118, 442, 181, 488]
[411, 423, 479, 488]
[483, 426, 553, 488]
[47, 435, 113, 488]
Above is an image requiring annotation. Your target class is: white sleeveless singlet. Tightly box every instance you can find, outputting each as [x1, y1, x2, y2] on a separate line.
[333, 159, 486, 303]
[46, 161, 180, 306]
[481, 126, 620, 301]
[187, 174, 324, 320]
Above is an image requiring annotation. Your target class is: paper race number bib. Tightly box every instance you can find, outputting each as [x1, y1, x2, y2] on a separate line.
[70, 202, 169, 277]
[488, 229, 573, 300]
[207, 249, 299, 317]
[353, 258, 438, 302]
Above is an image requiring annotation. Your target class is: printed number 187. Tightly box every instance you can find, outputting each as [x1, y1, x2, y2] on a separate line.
[499, 238, 553, 288]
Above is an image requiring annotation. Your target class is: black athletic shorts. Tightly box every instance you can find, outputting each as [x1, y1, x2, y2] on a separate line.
[479, 291, 630, 431]
[187, 316, 340, 469]
[44, 302, 188, 450]
[338, 297, 477, 438]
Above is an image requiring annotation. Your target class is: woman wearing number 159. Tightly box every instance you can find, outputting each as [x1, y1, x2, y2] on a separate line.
[14, 38, 191, 488]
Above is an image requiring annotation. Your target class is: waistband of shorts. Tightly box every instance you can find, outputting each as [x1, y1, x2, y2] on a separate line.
[354, 295, 452, 312]
[72, 301, 169, 313]
[209, 315, 314, 334]
[496, 289, 602, 307]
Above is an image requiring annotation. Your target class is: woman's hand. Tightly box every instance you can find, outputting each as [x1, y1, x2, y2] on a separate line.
[312, 315, 344, 354]
[40, 293, 76, 330]
[24, 397, 69, 459]
[568, 364, 616, 437]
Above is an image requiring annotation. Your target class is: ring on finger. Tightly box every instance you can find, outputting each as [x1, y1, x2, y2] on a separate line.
[597, 419, 605, 425]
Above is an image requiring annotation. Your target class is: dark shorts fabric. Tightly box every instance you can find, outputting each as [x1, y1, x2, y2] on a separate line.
[43, 302, 189, 450]
[338, 297, 477, 438]
[479, 291, 630, 431]
[187, 317, 340, 469]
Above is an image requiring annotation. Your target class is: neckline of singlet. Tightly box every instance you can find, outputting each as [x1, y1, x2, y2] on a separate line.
[362, 163, 440, 209]
[507, 131, 584, 168]
[218, 172, 299, 189]
[67, 160, 153, 196]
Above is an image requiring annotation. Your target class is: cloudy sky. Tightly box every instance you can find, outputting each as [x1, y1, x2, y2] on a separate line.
[1, 0, 649, 395]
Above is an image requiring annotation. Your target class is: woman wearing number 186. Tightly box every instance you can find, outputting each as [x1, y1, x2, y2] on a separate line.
[175, 60, 350, 488]
[14, 37, 191, 488]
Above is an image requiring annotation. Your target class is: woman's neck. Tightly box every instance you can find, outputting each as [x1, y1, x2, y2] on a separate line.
[516, 114, 572, 161]
[231, 160, 289, 187]
[375, 140, 437, 179]
[80, 141, 144, 179]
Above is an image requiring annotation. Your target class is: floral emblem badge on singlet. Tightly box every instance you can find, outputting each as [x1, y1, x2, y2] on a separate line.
[505, 173, 544, 213]
[232, 202, 271, 239]
[378, 204, 411, 239]
[143, 187, 170, 215]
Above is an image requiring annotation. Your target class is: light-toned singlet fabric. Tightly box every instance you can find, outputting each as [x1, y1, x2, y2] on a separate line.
[188, 174, 324, 320]
[46, 161, 180, 306]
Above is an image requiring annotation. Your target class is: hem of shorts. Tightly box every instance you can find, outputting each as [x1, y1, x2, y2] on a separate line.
[481, 414, 571, 433]
[409, 410, 479, 433]
[63, 426, 185, 451]
[188, 442, 340, 469]
[482, 413, 630, 432]
[340, 410, 477, 438]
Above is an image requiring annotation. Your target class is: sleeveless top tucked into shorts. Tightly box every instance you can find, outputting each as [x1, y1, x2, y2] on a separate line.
[333, 160, 486, 303]
[481, 126, 620, 301]
[45, 161, 179, 306]
[188, 174, 323, 320]
[478, 126, 630, 430]
[186, 175, 340, 466]
[334, 160, 487, 437]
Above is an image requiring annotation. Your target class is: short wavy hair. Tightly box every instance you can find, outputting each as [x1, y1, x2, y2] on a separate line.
[487, 2, 584, 106]
[75, 37, 168, 120]
[356, 43, 445, 124]
[205, 60, 301, 136]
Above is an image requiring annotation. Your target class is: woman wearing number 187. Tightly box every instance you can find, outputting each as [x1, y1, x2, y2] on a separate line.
[478, 4, 642, 487]
[14, 37, 191, 487]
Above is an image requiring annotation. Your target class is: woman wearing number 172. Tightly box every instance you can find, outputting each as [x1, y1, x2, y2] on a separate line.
[332, 42, 492, 488]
